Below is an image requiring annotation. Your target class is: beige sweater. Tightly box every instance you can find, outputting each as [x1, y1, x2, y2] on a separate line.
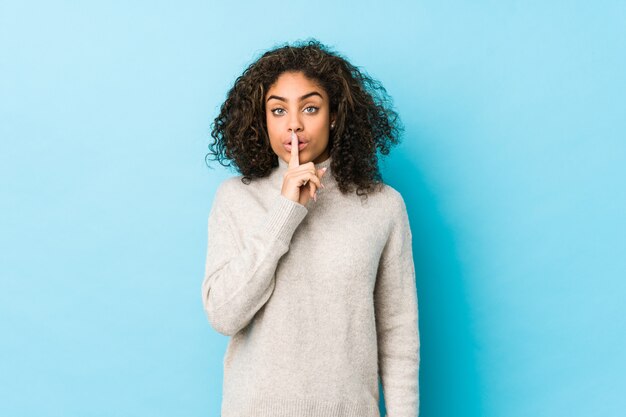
[201, 155, 420, 417]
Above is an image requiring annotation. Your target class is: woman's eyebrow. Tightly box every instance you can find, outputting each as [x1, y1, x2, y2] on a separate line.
[266, 91, 323, 103]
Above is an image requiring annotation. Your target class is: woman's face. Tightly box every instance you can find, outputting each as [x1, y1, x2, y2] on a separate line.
[265, 71, 334, 165]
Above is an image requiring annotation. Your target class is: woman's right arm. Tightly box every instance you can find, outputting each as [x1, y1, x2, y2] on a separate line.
[200, 181, 308, 336]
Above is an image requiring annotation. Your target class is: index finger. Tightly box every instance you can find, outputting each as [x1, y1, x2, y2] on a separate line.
[289, 131, 299, 168]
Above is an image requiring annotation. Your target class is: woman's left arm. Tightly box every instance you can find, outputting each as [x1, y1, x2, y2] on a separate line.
[374, 193, 420, 417]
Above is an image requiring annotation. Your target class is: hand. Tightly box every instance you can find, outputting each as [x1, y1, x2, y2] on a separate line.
[280, 131, 327, 206]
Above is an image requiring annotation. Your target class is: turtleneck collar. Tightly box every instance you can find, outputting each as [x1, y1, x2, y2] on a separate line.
[269, 155, 335, 191]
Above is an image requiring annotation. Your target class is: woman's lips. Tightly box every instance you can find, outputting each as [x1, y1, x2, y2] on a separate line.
[284, 141, 308, 151]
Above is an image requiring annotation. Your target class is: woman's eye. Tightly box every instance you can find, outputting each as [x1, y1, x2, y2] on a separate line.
[271, 107, 318, 116]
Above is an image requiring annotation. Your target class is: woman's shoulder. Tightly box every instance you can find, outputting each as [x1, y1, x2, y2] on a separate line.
[371, 182, 408, 212]
[212, 175, 245, 208]
[217, 174, 245, 190]
[369, 182, 413, 246]
[213, 173, 274, 206]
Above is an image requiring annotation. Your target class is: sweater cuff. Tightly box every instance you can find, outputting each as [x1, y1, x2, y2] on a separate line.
[261, 194, 308, 247]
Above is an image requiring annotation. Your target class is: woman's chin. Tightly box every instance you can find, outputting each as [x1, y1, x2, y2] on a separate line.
[286, 151, 309, 164]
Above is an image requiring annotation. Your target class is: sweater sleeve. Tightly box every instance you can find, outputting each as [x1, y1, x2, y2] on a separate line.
[374, 193, 420, 417]
[201, 183, 308, 336]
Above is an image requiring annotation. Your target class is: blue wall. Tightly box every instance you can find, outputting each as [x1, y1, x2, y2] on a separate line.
[1, 1, 624, 416]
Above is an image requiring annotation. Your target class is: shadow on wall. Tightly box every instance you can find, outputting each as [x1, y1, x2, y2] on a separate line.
[378, 149, 483, 417]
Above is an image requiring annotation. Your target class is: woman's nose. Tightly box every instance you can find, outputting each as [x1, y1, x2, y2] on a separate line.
[288, 113, 303, 132]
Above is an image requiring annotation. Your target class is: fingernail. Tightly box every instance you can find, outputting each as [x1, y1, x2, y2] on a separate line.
[322, 167, 328, 172]
[321, 183, 325, 189]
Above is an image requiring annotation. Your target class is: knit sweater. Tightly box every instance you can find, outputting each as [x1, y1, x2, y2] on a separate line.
[201, 155, 420, 417]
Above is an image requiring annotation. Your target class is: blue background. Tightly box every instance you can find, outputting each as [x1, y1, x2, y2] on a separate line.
[1, 1, 625, 416]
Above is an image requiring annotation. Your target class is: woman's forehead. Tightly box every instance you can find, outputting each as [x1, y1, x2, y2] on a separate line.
[267, 72, 325, 95]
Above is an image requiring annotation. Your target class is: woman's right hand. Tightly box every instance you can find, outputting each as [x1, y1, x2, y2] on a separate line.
[280, 132, 327, 206]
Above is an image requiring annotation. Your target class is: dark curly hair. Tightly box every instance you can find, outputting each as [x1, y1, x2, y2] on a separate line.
[205, 38, 404, 198]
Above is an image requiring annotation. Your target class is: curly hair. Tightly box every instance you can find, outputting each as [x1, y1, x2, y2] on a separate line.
[205, 38, 404, 198]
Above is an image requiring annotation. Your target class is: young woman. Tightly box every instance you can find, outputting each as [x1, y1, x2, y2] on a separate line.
[202, 39, 420, 417]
